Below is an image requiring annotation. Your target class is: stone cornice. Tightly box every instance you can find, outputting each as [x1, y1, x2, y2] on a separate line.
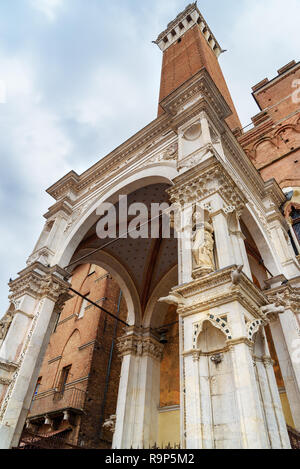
[0, 359, 18, 373]
[8, 263, 70, 303]
[46, 171, 80, 200]
[160, 68, 231, 123]
[264, 179, 287, 208]
[46, 113, 172, 201]
[226, 337, 254, 349]
[44, 198, 74, 220]
[175, 266, 268, 319]
[167, 154, 246, 212]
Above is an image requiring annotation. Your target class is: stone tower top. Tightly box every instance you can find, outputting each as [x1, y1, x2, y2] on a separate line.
[154, 2, 222, 58]
[154, 2, 241, 131]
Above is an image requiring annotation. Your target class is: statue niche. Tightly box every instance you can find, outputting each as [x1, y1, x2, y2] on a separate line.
[0, 306, 14, 343]
[191, 207, 215, 279]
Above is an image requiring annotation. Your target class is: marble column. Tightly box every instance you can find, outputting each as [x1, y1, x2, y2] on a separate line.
[113, 330, 163, 449]
[0, 264, 70, 449]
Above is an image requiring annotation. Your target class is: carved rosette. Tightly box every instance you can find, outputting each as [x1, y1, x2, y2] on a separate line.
[117, 332, 164, 361]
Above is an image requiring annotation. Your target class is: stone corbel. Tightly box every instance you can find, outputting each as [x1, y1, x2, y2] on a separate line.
[103, 415, 116, 434]
[265, 287, 300, 316]
[262, 356, 275, 368]
[158, 291, 186, 307]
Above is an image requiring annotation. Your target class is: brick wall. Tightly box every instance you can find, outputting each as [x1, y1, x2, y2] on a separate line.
[239, 62, 300, 189]
[158, 24, 241, 131]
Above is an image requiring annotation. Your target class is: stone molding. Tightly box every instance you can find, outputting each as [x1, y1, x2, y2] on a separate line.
[192, 315, 232, 350]
[0, 359, 18, 374]
[117, 331, 164, 362]
[174, 266, 268, 320]
[43, 198, 74, 220]
[13, 310, 34, 320]
[226, 337, 254, 349]
[0, 377, 11, 386]
[160, 69, 230, 123]
[167, 155, 246, 213]
[8, 263, 70, 303]
[26, 247, 55, 268]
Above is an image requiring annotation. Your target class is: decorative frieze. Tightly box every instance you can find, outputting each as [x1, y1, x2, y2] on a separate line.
[168, 155, 246, 214]
[117, 332, 164, 361]
[266, 286, 300, 315]
[174, 265, 268, 320]
[8, 263, 70, 303]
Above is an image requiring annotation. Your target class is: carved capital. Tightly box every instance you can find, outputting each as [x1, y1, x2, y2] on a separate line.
[167, 157, 246, 213]
[117, 332, 164, 361]
[8, 263, 70, 303]
[265, 286, 300, 315]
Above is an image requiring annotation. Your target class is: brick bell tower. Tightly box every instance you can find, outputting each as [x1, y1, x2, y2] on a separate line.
[154, 2, 241, 132]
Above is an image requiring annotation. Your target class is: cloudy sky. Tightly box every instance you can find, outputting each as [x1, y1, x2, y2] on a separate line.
[0, 0, 299, 314]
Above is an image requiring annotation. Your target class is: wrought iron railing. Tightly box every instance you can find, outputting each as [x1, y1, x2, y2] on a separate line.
[29, 387, 86, 418]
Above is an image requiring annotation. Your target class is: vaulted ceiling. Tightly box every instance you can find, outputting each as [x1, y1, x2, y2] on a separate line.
[71, 183, 178, 314]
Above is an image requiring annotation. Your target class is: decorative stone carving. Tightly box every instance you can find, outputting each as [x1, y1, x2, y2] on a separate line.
[103, 415, 116, 434]
[260, 303, 285, 321]
[231, 265, 244, 285]
[9, 263, 70, 303]
[210, 353, 223, 365]
[192, 208, 215, 278]
[182, 123, 202, 141]
[163, 142, 178, 160]
[117, 332, 164, 361]
[266, 287, 300, 315]
[158, 292, 186, 306]
[26, 247, 53, 267]
[192, 315, 232, 350]
[0, 310, 14, 342]
[168, 157, 246, 214]
[147, 142, 178, 165]
[246, 319, 264, 342]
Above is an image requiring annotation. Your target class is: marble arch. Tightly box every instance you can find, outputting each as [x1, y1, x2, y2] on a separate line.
[67, 251, 143, 327]
[54, 166, 178, 269]
[241, 205, 282, 278]
[1, 3, 300, 447]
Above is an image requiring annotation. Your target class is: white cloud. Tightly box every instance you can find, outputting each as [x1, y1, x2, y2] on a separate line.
[0, 54, 72, 188]
[30, 0, 64, 21]
[221, 0, 300, 126]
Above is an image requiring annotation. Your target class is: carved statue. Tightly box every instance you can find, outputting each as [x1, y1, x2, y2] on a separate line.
[0, 309, 14, 342]
[191, 210, 215, 276]
[261, 304, 285, 316]
[231, 265, 244, 285]
[103, 415, 116, 434]
[158, 292, 186, 307]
